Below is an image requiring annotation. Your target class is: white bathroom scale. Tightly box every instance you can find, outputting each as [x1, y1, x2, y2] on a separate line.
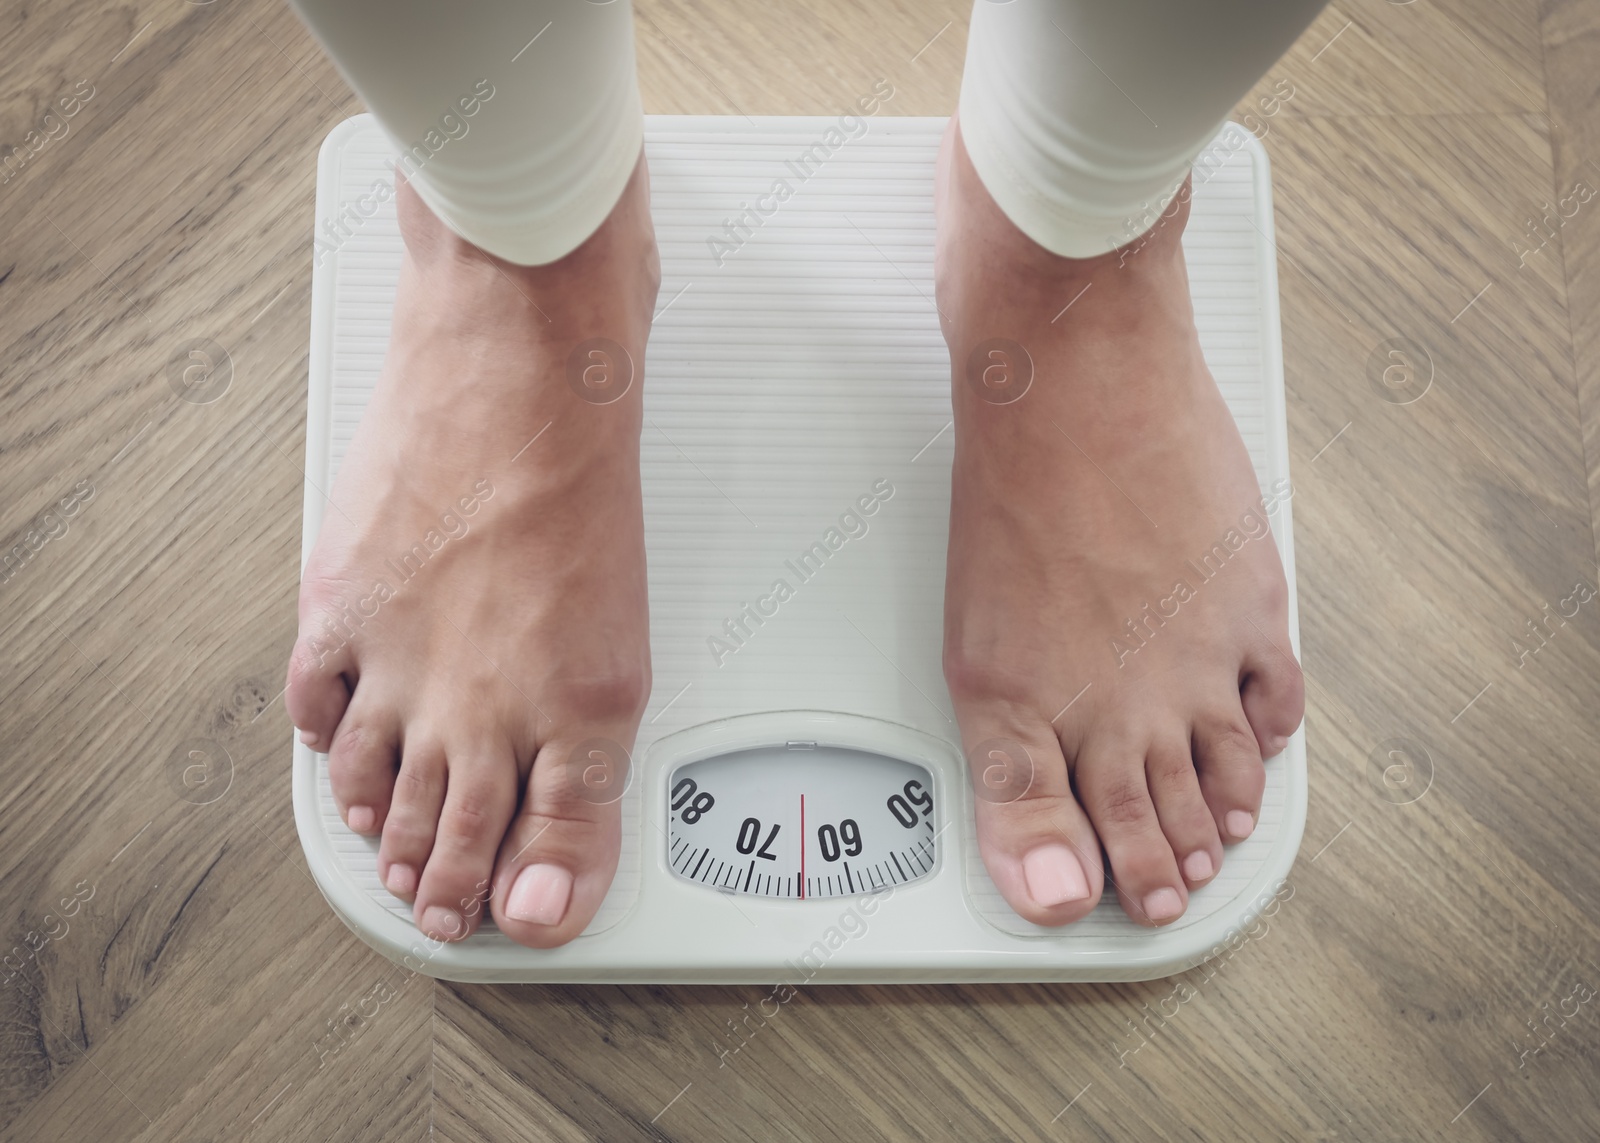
[295, 113, 1305, 983]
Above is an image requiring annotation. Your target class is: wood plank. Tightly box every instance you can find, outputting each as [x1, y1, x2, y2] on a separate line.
[1541, 0, 1600, 570]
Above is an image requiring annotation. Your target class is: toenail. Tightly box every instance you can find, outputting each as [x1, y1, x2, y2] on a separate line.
[1225, 810, 1255, 840]
[506, 863, 573, 926]
[421, 906, 464, 940]
[385, 863, 417, 897]
[299, 730, 318, 746]
[1021, 844, 1090, 907]
[347, 805, 376, 833]
[1265, 735, 1287, 757]
[1142, 888, 1184, 923]
[1182, 850, 1214, 882]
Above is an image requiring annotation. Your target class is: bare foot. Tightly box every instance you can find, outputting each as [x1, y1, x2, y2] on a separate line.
[936, 119, 1304, 928]
[286, 157, 659, 948]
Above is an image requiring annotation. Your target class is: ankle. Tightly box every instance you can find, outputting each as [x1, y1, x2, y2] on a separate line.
[1104, 177, 1191, 272]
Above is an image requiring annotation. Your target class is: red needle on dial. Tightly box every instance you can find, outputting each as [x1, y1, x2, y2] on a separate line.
[799, 793, 806, 900]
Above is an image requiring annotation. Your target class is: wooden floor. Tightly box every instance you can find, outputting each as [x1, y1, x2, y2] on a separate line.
[3, 0, 1599, 1139]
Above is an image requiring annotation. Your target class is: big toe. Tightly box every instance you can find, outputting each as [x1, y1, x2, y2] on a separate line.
[490, 734, 627, 949]
[966, 724, 1104, 926]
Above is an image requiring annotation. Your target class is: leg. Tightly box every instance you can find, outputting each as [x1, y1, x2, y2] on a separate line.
[940, 0, 1325, 926]
[284, 0, 657, 948]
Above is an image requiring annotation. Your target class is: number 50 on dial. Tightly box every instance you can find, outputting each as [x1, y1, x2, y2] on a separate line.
[665, 745, 937, 900]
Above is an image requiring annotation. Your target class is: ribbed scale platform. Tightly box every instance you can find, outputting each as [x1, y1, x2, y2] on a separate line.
[295, 115, 1304, 981]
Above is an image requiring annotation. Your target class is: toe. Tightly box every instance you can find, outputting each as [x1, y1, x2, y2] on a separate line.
[1239, 640, 1304, 759]
[411, 742, 518, 943]
[1145, 736, 1223, 888]
[326, 701, 401, 835]
[1194, 710, 1265, 843]
[378, 741, 448, 902]
[966, 725, 1104, 926]
[285, 628, 354, 752]
[1076, 740, 1187, 926]
[489, 734, 627, 949]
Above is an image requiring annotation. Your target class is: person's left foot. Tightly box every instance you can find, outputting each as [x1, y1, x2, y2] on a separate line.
[936, 118, 1304, 928]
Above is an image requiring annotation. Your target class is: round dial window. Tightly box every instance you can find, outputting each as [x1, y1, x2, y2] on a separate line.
[667, 744, 936, 899]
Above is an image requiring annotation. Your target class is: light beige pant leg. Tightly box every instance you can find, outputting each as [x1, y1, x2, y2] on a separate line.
[959, 0, 1331, 257]
[290, 0, 642, 265]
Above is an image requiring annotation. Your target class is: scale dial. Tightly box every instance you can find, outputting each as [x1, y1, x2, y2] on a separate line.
[667, 744, 936, 900]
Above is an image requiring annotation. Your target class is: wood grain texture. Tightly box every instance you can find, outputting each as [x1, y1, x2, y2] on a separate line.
[2, 0, 1598, 1140]
[1542, 0, 1600, 575]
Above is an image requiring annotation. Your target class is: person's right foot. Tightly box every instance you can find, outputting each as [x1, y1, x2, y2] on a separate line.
[936, 118, 1304, 929]
[286, 157, 659, 949]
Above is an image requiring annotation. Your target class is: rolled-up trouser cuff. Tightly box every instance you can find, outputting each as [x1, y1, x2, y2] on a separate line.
[957, 0, 1329, 259]
[404, 90, 644, 266]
